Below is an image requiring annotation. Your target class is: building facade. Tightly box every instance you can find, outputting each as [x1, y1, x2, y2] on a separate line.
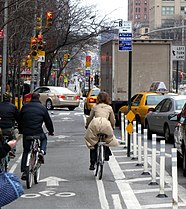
[128, 0, 149, 35]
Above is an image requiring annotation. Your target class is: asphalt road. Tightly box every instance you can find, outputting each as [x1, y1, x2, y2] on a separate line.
[4, 102, 186, 209]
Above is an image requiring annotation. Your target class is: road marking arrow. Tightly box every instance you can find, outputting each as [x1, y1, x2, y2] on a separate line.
[39, 176, 68, 186]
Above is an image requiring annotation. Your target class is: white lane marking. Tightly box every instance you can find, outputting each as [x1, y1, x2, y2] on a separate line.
[112, 194, 123, 209]
[141, 202, 186, 208]
[74, 112, 84, 115]
[59, 113, 70, 115]
[109, 155, 142, 209]
[122, 177, 160, 183]
[9, 155, 22, 173]
[108, 155, 125, 180]
[134, 187, 172, 194]
[122, 168, 144, 172]
[96, 179, 109, 209]
[118, 161, 138, 164]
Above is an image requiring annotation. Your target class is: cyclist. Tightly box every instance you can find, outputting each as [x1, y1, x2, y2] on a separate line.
[0, 137, 17, 160]
[18, 93, 54, 180]
[0, 93, 19, 158]
[85, 91, 118, 170]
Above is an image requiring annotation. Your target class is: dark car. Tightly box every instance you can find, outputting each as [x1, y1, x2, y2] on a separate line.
[171, 102, 186, 177]
[145, 95, 186, 142]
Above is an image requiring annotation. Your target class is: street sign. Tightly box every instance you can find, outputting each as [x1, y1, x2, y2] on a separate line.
[118, 21, 132, 51]
[172, 46, 185, 61]
[37, 51, 45, 62]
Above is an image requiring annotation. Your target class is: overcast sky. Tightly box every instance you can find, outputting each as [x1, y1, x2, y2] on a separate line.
[84, 0, 128, 21]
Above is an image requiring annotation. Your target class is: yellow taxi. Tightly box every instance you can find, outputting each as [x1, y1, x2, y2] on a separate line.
[84, 87, 100, 115]
[118, 91, 177, 127]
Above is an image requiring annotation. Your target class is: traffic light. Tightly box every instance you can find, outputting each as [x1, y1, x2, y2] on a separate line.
[86, 56, 91, 67]
[64, 53, 68, 61]
[37, 34, 44, 51]
[30, 37, 38, 57]
[46, 11, 53, 28]
[36, 17, 41, 30]
[67, 54, 70, 62]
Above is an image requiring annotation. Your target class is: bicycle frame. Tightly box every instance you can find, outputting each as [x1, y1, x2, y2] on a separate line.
[25, 136, 41, 189]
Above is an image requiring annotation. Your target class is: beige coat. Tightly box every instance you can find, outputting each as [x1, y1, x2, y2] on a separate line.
[85, 103, 118, 149]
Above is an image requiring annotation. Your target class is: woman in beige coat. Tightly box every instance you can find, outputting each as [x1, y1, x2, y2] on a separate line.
[85, 91, 118, 170]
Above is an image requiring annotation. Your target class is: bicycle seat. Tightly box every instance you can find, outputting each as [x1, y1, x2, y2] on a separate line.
[25, 135, 40, 141]
[97, 133, 108, 139]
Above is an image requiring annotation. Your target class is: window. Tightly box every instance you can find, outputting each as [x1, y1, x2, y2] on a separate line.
[160, 99, 172, 112]
[162, 6, 174, 15]
[132, 94, 143, 106]
[181, 6, 186, 15]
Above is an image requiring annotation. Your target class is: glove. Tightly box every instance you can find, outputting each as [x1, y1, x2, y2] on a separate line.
[49, 132, 54, 136]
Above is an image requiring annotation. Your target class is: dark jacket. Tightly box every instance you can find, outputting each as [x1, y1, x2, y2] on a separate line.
[0, 101, 19, 129]
[18, 98, 54, 136]
[0, 143, 11, 159]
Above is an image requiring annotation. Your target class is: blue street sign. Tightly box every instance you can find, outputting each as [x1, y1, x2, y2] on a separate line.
[118, 32, 132, 51]
[85, 69, 90, 77]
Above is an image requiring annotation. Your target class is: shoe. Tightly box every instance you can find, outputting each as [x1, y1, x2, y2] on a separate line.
[21, 172, 26, 181]
[38, 151, 44, 164]
[89, 164, 95, 170]
[9, 151, 16, 159]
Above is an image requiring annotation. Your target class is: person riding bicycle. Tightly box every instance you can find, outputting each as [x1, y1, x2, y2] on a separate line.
[0, 137, 17, 160]
[18, 93, 54, 180]
[85, 91, 118, 170]
[0, 93, 19, 158]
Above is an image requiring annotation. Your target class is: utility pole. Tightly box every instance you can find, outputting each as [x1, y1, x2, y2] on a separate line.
[1, 0, 8, 101]
[31, 0, 37, 91]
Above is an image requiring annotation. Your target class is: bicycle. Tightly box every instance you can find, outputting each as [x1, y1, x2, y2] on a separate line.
[95, 133, 107, 180]
[25, 135, 42, 189]
[0, 135, 10, 172]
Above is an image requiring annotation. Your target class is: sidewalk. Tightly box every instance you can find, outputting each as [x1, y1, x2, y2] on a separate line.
[112, 128, 186, 209]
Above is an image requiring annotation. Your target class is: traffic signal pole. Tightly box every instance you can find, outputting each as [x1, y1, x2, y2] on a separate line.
[1, 0, 8, 100]
[31, 0, 38, 91]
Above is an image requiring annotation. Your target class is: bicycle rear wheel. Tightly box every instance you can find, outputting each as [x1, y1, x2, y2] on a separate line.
[34, 163, 41, 184]
[25, 165, 33, 189]
[98, 164, 103, 180]
[98, 145, 104, 180]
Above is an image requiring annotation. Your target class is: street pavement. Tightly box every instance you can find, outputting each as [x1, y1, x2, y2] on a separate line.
[3, 103, 186, 209]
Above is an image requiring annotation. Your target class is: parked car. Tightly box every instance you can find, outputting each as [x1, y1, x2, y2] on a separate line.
[84, 87, 100, 115]
[118, 91, 177, 127]
[145, 95, 186, 142]
[23, 86, 80, 110]
[170, 102, 186, 177]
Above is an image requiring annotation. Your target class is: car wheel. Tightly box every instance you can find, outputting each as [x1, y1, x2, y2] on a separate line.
[68, 107, 75, 111]
[145, 121, 152, 139]
[164, 124, 170, 142]
[46, 99, 53, 110]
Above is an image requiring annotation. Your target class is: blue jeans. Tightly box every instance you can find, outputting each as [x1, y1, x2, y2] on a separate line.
[21, 133, 47, 172]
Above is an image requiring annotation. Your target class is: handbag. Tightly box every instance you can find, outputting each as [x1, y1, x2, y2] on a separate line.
[0, 172, 24, 207]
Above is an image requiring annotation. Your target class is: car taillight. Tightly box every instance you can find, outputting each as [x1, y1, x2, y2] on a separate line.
[57, 94, 65, 99]
[89, 98, 95, 103]
[74, 95, 80, 100]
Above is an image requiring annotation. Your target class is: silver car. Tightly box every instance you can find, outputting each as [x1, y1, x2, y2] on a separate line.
[145, 95, 186, 142]
[32, 86, 80, 110]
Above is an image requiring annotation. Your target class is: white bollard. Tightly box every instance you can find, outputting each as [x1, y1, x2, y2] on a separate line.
[142, 129, 150, 175]
[121, 113, 125, 144]
[149, 134, 158, 185]
[157, 140, 167, 198]
[124, 115, 128, 148]
[136, 124, 143, 166]
[131, 121, 137, 159]
[172, 148, 178, 209]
